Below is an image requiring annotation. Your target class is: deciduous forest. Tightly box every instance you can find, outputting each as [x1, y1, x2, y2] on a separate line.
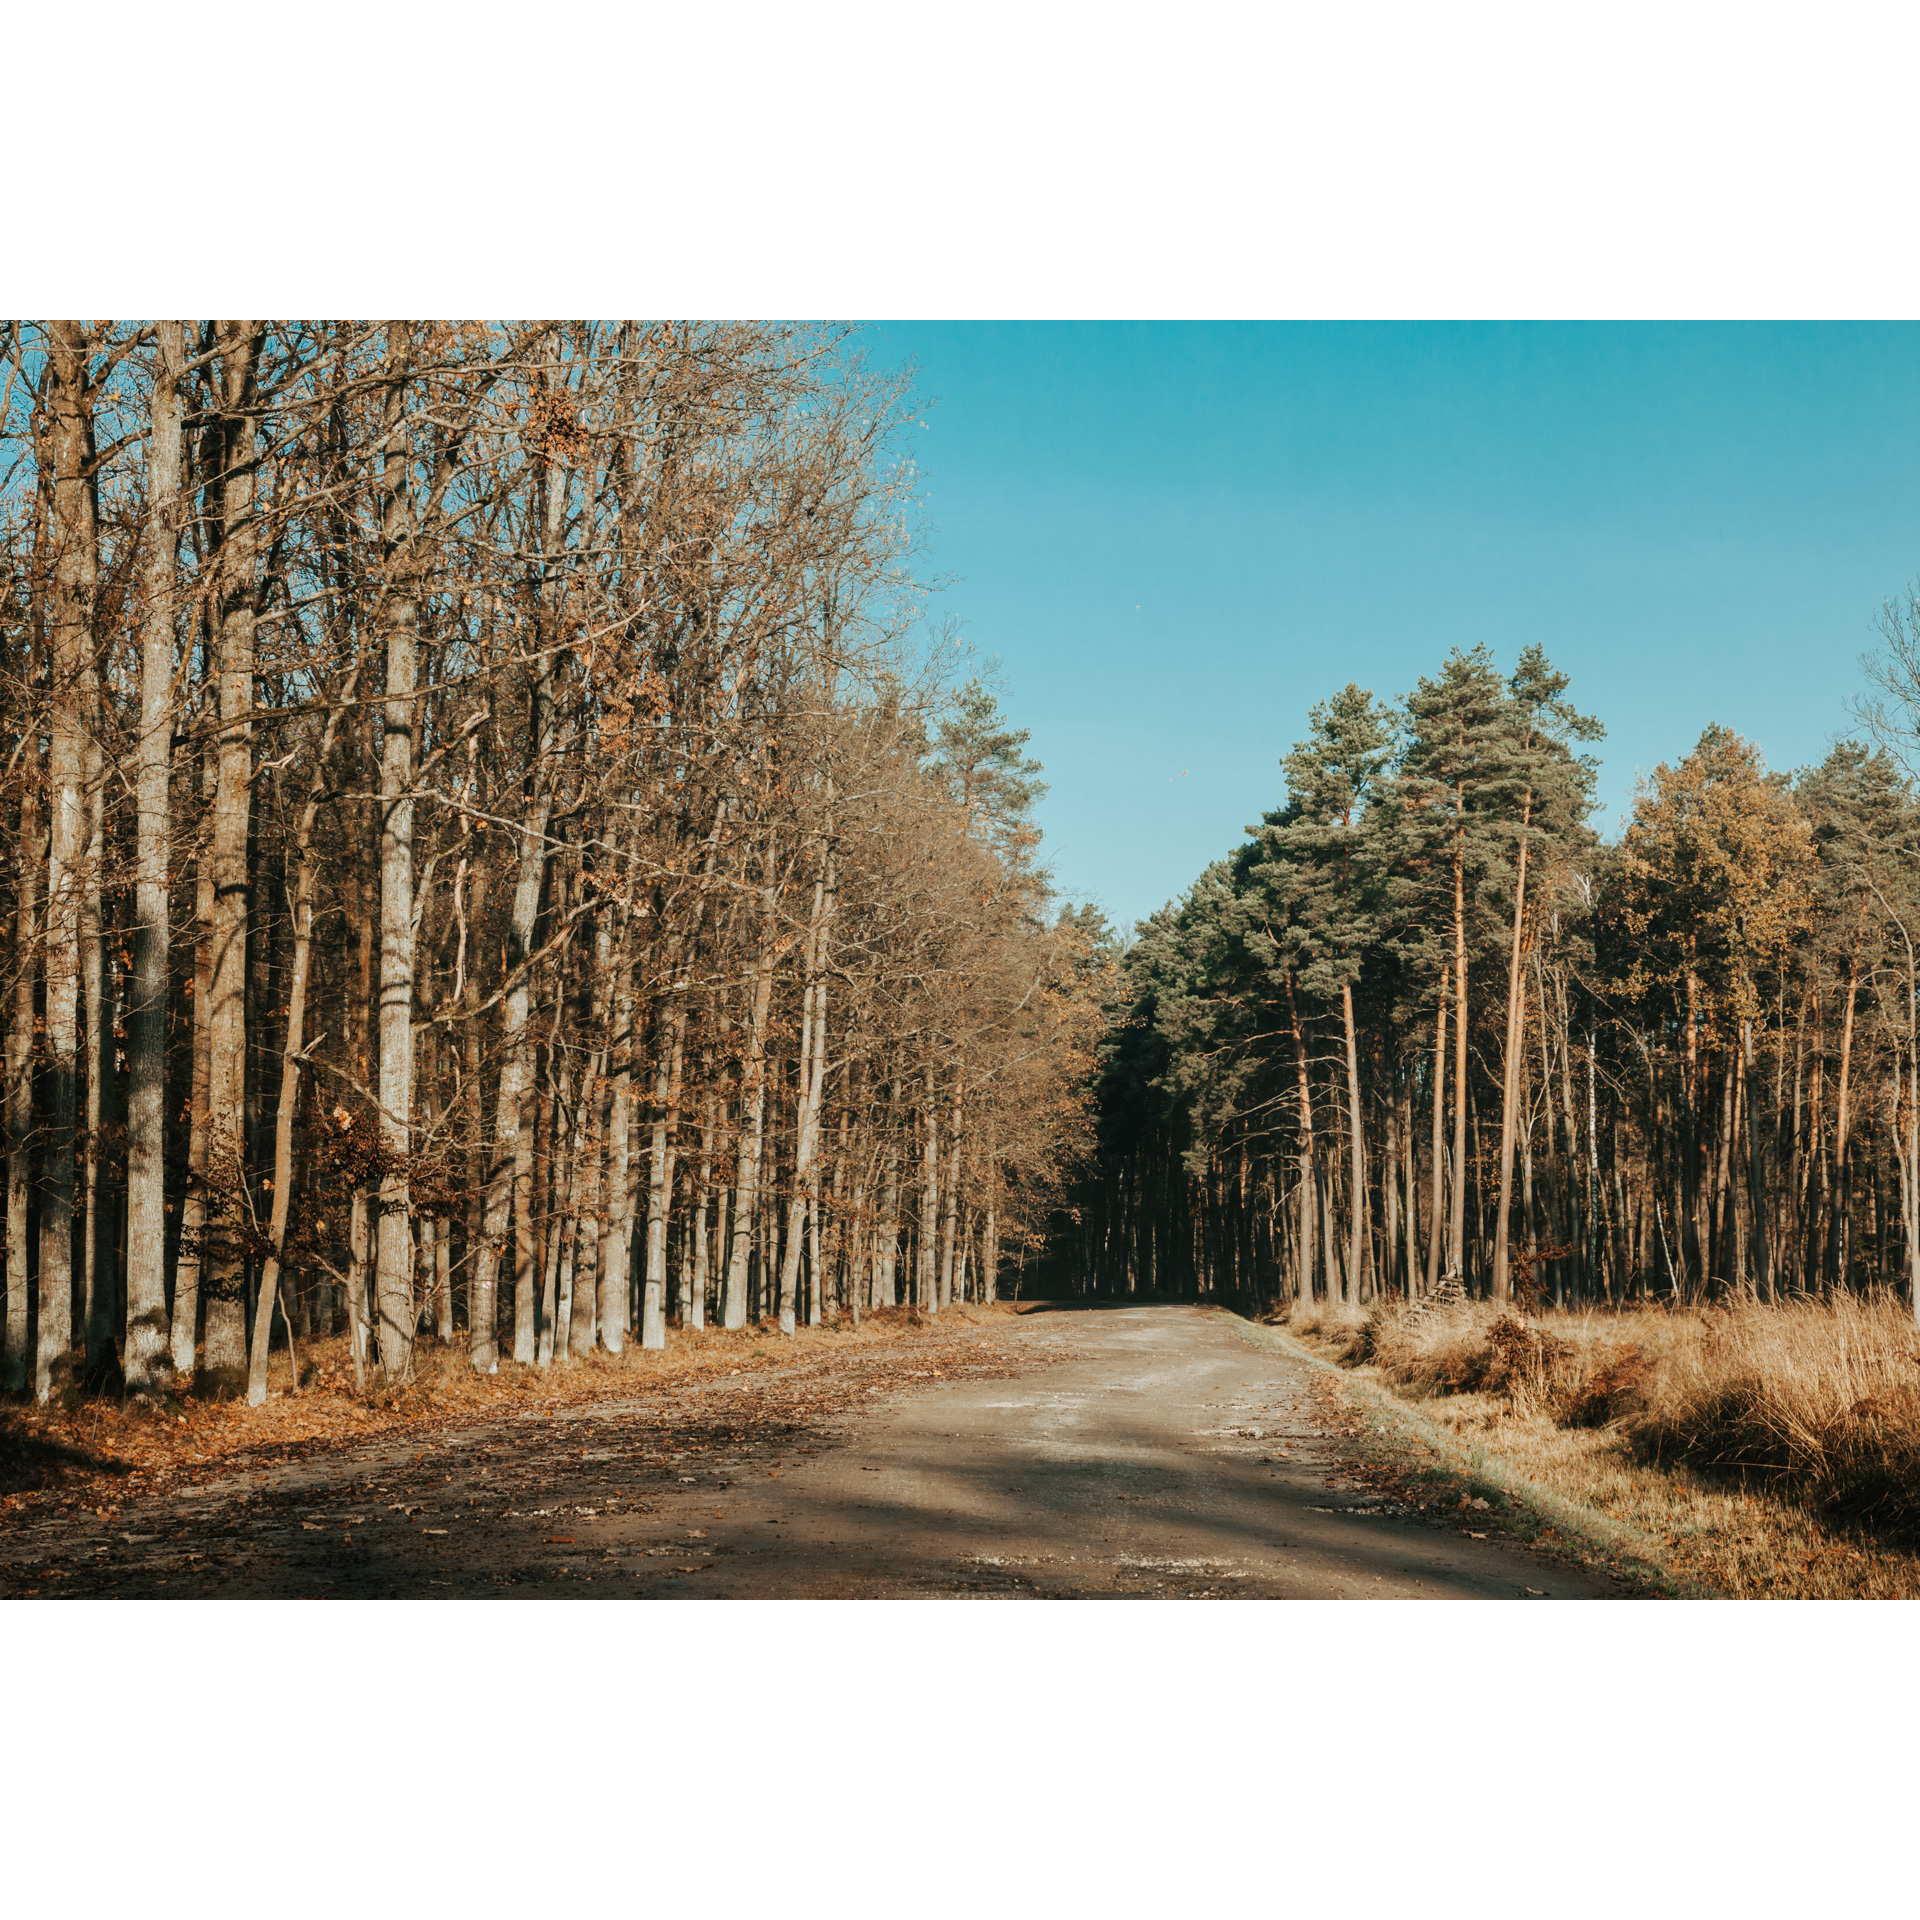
[0, 320, 1103, 1411]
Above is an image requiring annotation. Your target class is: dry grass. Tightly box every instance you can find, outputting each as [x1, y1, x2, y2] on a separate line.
[0, 1303, 1016, 1516]
[1278, 1290, 1920, 1598]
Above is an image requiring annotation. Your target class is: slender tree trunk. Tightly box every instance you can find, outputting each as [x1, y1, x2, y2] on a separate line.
[81, 716, 108, 1370]
[597, 945, 634, 1354]
[687, 1060, 715, 1331]
[1490, 794, 1532, 1303]
[461, 871, 491, 1360]
[917, 1063, 941, 1312]
[1340, 977, 1364, 1306]
[1743, 1014, 1772, 1301]
[1286, 976, 1316, 1306]
[6, 782, 42, 1394]
[877, 1141, 900, 1307]
[201, 320, 266, 1396]
[1449, 820, 1470, 1286]
[643, 993, 689, 1348]
[1834, 957, 1860, 1292]
[722, 928, 778, 1329]
[777, 848, 835, 1335]
[246, 661, 360, 1403]
[477, 796, 551, 1370]
[512, 1046, 543, 1365]
[124, 321, 186, 1391]
[1426, 984, 1447, 1295]
[374, 328, 420, 1385]
[37, 319, 99, 1403]
[172, 745, 216, 1379]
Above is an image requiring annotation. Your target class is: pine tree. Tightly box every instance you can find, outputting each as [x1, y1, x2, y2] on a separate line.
[1251, 684, 1396, 1301]
[1397, 646, 1513, 1292]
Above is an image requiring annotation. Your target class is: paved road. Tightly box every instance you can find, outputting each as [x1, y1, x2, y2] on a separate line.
[0, 1304, 1633, 1598]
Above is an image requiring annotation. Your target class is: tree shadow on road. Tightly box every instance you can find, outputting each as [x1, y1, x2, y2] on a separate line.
[0, 1422, 135, 1494]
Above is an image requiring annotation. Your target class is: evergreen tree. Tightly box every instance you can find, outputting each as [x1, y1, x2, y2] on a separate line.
[1250, 683, 1396, 1300]
[1397, 645, 1515, 1290]
[931, 677, 1049, 861]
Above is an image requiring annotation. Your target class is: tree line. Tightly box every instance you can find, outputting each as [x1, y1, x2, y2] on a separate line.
[1044, 633, 1920, 1322]
[0, 319, 1102, 1407]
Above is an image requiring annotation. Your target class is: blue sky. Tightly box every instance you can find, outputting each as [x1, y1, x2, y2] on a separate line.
[866, 322, 1920, 937]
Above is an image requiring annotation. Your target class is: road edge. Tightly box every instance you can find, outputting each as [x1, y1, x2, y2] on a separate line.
[1222, 1311, 1709, 1600]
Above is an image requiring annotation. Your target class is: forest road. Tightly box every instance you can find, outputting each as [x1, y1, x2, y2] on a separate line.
[647, 1303, 1633, 1599]
[3, 1303, 1640, 1599]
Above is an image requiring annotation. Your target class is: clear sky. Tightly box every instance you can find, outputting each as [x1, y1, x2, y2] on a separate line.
[865, 322, 1920, 938]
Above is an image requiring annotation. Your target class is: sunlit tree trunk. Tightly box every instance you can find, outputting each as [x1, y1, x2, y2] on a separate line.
[1286, 976, 1315, 1306]
[201, 320, 266, 1396]
[1490, 792, 1531, 1304]
[1449, 816, 1470, 1288]
[247, 664, 358, 1404]
[171, 747, 216, 1380]
[917, 1064, 940, 1312]
[1340, 977, 1365, 1306]
[938, 1072, 963, 1311]
[1426, 984, 1447, 1296]
[1833, 955, 1860, 1291]
[374, 326, 420, 1385]
[722, 925, 777, 1329]
[643, 989, 690, 1348]
[598, 948, 634, 1353]
[478, 793, 551, 1370]
[37, 319, 98, 1402]
[125, 319, 186, 1392]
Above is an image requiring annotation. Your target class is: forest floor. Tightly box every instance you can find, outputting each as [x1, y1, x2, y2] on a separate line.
[1278, 1296, 1920, 1598]
[0, 1300, 1642, 1598]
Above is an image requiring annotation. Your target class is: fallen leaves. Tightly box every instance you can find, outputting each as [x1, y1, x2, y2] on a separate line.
[1, 1304, 1035, 1599]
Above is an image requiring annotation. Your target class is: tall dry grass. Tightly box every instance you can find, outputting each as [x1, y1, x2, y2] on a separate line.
[1316, 1291, 1920, 1541]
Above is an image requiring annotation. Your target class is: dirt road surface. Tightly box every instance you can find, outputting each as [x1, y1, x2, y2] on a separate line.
[1, 1304, 1637, 1599]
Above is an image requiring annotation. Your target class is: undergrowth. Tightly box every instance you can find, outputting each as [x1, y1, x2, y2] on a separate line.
[1279, 1289, 1920, 1597]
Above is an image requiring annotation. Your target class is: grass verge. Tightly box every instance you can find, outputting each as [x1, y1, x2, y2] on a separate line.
[1255, 1295, 1920, 1599]
[1228, 1311, 1695, 1596]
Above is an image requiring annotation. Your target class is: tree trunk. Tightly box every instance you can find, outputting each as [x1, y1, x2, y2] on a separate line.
[722, 930, 778, 1329]
[171, 745, 216, 1379]
[778, 851, 835, 1335]
[1426, 984, 1447, 1295]
[247, 660, 359, 1404]
[1286, 976, 1316, 1306]
[1449, 818, 1470, 1285]
[597, 946, 633, 1354]
[477, 796, 552, 1370]
[1340, 977, 1365, 1306]
[201, 320, 267, 1397]
[375, 327, 421, 1385]
[643, 993, 689, 1348]
[6, 781, 42, 1393]
[1490, 792, 1532, 1303]
[1834, 957, 1860, 1292]
[917, 1063, 941, 1312]
[125, 319, 186, 1392]
[37, 320, 99, 1403]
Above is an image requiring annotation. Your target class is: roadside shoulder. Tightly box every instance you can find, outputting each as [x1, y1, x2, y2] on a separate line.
[1226, 1313, 1700, 1598]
